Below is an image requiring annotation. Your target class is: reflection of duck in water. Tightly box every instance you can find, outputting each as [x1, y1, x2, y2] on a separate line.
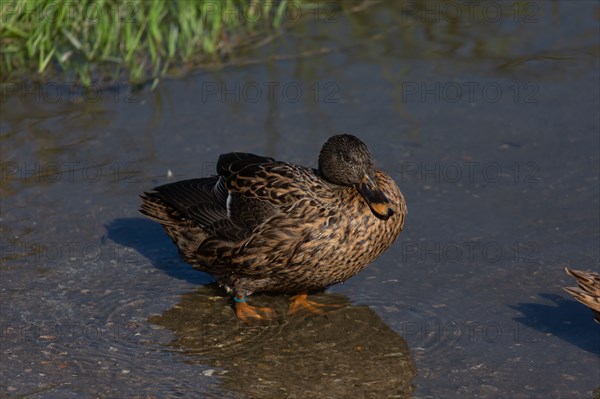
[564, 268, 600, 324]
[149, 288, 416, 398]
[140, 135, 407, 323]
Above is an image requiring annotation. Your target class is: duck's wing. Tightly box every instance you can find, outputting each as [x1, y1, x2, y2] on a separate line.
[219, 152, 314, 202]
[217, 152, 276, 176]
[141, 153, 314, 242]
[564, 267, 600, 323]
[218, 152, 321, 232]
[141, 176, 249, 241]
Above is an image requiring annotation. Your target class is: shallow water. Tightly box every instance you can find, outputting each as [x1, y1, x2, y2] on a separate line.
[1, 1, 599, 398]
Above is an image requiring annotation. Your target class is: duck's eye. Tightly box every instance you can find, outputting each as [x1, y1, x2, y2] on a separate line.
[342, 154, 352, 163]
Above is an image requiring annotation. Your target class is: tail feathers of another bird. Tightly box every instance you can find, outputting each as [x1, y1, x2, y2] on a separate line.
[564, 267, 600, 324]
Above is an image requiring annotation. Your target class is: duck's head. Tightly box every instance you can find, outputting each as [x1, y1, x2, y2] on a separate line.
[318, 134, 395, 220]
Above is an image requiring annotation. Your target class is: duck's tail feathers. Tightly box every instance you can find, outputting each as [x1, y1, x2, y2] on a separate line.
[139, 191, 187, 226]
[564, 267, 600, 324]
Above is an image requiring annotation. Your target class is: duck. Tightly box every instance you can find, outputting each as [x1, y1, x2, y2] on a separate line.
[564, 267, 600, 324]
[140, 134, 407, 323]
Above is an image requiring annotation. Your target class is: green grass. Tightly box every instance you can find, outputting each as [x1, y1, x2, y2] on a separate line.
[0, 0, 296, 86]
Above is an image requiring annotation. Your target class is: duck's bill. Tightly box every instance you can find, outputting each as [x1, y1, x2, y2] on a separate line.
[359, 174, 395, 220]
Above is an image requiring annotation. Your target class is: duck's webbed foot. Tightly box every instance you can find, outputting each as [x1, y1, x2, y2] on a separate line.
[234, 294, 276, 324]
[288, 293, 342, 316]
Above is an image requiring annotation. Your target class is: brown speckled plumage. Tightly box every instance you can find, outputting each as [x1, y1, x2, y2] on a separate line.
[564, 267, 600, 324]
[140, 134, 407, 318]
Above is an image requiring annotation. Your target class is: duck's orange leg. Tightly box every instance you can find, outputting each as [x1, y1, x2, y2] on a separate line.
[288, 293, 342, 316]
[234, 295, 275, 324]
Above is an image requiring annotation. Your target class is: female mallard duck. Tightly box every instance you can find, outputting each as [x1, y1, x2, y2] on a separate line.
[140, 134, 407, 323]
[564, 267, 600, 324]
